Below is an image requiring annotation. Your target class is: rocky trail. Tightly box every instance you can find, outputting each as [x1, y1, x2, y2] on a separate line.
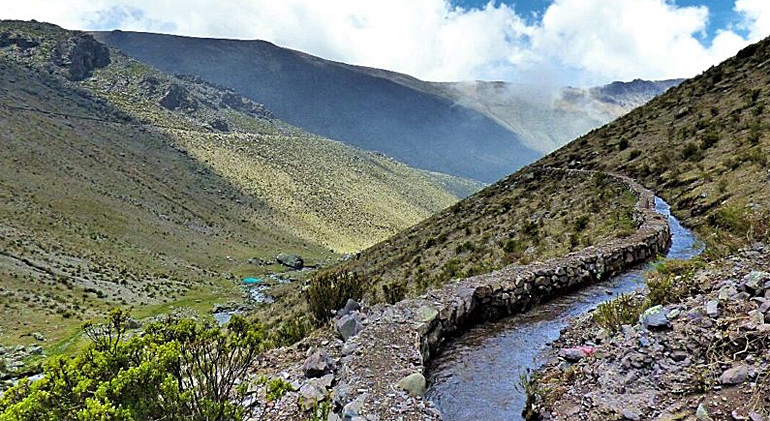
[251, 169, 686, 420]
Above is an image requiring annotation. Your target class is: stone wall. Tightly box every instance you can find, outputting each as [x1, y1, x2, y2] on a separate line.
[333, 169, 671, 420]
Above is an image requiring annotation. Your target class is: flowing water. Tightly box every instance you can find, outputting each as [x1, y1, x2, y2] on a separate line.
[425, 198, 703, 420]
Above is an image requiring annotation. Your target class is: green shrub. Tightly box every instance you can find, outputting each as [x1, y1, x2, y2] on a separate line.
[573, 215, 590, 232]
[700, 131, 720, 150]
[681, 142, 701, 161]
[618, 139, 629, 151]
[382, 280, 407, 304]
[306, 271, 363, 324]
[0, 309, 270, 421]
[628, 149, 642, 161]
[645, 259, 703, 307]
[593, 293, 644, 331]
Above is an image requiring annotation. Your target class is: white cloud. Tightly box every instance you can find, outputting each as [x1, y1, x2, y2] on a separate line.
[1, 0, 769, 85]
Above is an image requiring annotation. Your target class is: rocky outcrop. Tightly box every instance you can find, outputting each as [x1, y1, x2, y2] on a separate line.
[51, 33, 110, 81]
[331, 169, 671, 420]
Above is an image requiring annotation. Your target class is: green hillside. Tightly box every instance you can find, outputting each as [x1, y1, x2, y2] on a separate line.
[538, 38, 770, 255]
[323, 168, 638, 305]
[0, 20, 481, 346]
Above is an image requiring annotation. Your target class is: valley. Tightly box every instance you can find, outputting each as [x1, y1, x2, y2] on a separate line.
[0, 11, 768, 421]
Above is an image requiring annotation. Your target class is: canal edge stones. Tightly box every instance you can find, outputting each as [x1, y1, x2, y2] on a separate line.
[332, 169, 672, 420]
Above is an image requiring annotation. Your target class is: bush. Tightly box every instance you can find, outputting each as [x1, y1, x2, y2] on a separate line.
[681, 142, 701, 161]
[700, 131, 719, 150]
[306, 271, 363, 324]
[618, 139, 629, 151]
[382, 280, 407, 304]
[593, 293, 644, 332]
[0, 309, 273, 421]
[645, 259, 703, 307]
[628, 149, 642, 161]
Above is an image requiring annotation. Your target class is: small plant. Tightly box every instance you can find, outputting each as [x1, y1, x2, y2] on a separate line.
[681, 142, 701, 161]
[628, 149, 642, 161]
[306, 270, 363, 324]
[573, 215, 590, 232]
[618, 138, 629, 151]
[700, 130, 719, 150]
[593, 293, 644, 331]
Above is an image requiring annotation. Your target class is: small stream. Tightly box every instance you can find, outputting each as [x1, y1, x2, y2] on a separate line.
[425, 197, 703, 421]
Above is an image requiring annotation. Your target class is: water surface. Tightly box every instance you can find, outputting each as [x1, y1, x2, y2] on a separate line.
[426, 198, 702, 420]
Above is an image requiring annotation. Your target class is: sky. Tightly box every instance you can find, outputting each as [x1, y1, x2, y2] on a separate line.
[2, 0, 769, 86]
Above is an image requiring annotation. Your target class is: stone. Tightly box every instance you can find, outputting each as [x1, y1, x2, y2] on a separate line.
[341, 341, 359, 356]
[743, 271, 770, 295]
[559, 346, 595, 363]
[336, 314, 363, 341]
[640, 305, 670, 329]
[336, 299, 361, 318]
[696, 403, 713, 421]
[31, 332, 45, 342]
[720, 365, 749, 385]
[276, 253, 304, 270]
[706, 300, 720, 318]
[622, 408, 641, 420]
[298, 382, 327, 411]
[397, 372, 426, 397]
[719, 284, 738, 300]
[28, 346, 43, 355]
[415, 305, 438, 324]
[303, 350, 334, 378]
[670, 351, 688, 362]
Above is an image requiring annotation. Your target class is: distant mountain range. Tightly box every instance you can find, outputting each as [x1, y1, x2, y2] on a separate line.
[94, 31, 680, 182]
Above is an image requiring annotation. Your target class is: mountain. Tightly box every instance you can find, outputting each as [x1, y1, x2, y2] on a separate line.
[423, 78, 682, 154]
[538, 39, 770, 256]
[92, 30, 540, 183]
[92, 31, 677, 183]
[0, 20, 480, 346]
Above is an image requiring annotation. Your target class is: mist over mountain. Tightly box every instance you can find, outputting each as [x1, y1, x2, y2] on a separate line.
[93, 30, 677, 183]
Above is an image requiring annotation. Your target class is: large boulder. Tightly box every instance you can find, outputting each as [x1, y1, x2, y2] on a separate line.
[302, 350, 334, 378]
[336, 313, 363, 341]
[397, 373, 427, 397]
[276, 253, 304, 270]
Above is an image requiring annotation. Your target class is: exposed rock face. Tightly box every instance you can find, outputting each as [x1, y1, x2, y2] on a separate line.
[51, 33, 110, 81]
[159, 83, 197, 111]
[329, 169, 671, 420]
[0, 32, 39, 49]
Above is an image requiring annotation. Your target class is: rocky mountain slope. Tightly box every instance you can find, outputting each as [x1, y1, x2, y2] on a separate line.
[92, 30, 676, 183]
[328, 168, 639, 304]
[0, 20, 480, 346]
[538, 38, 770, 256]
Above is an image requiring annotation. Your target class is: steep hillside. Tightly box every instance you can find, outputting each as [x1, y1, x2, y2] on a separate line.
[92, 30, 540, 183]
[323, 168, 639, 304]
[538, 38, 770, 255]
[0, 20, 480, 345]
[93, 30, 678, 183]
